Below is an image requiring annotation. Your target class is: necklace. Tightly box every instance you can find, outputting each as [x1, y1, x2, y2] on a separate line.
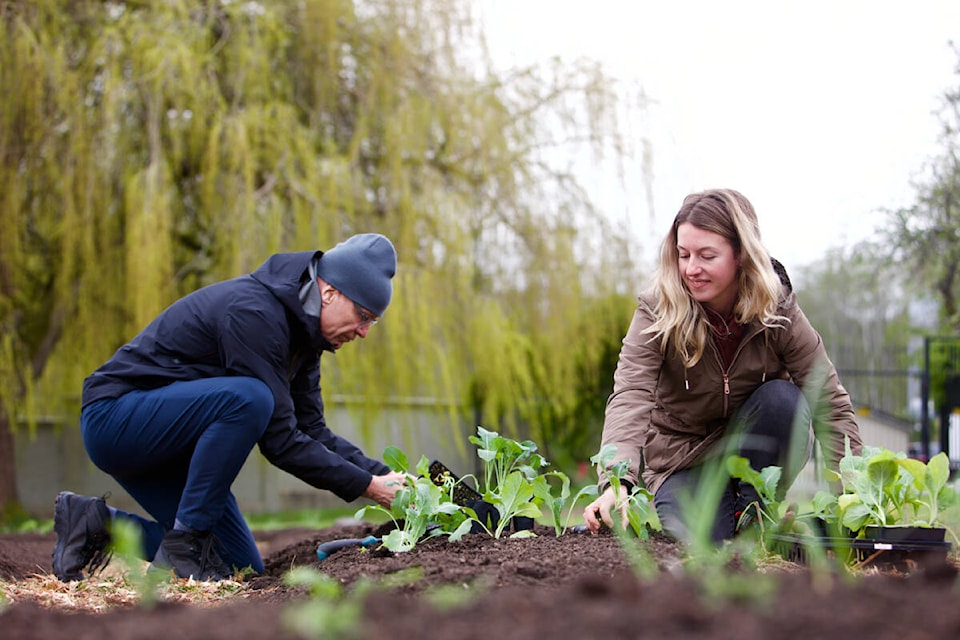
[705, 308, 735, 339]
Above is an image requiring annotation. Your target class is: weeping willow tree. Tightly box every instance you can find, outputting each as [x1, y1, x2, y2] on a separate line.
[0, 0, 646, 515]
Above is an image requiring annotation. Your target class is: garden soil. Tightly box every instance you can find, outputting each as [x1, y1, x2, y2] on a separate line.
[2, 522, 960, 639]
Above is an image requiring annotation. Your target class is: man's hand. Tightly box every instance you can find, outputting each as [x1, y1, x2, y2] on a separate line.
[582, 485, 629, 533]
[363, 471, 407, 508]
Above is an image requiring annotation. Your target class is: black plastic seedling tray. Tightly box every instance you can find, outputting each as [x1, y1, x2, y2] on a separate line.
[428, 459, 482, 505]
[772, 526, 952, 569]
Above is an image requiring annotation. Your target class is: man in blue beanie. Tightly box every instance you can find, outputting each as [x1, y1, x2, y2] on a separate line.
[52, 233, 406, 582]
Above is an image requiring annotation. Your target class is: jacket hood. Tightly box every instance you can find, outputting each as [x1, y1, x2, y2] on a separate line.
[771, 257, 793, 295]
[250, 250, 333, 351]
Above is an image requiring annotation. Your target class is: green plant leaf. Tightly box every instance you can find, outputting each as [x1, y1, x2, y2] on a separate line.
[383, 446, 408, 473]
[866, 452, 899, 490]
[849, 472, 884, 511]
[927, 452, 950, 493]
[896, 458, 928, 492]
[497, 471, 536, 514]
[759, 466, 782, 500]
[591, 444, 618, 468]
[447, 519, 474, 543]
[469, 426, 498, 450]
[840, 500, 874, 531]
[726, 455, 780, 510]
[414, 456, 432, 477]
[381, 529, 417, 552]
[811, 490, 838, 519]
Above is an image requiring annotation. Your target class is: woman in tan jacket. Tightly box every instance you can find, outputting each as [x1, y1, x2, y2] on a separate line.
[582, 188, 862, 542]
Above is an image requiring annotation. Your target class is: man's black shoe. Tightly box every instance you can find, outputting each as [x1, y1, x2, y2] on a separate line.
[51, 491, 112, 581]
[151, 529, 233, 581]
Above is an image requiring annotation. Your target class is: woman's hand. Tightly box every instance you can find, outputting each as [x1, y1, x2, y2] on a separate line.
[582, 485, 630, 533]
[363, 471, 407, 508]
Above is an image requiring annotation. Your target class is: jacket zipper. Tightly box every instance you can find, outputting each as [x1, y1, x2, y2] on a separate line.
[716, 323, 764, 417]
[722, 372, 730, 415]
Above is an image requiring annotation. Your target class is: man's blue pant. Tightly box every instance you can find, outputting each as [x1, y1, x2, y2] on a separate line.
[81, 377, 274, 573]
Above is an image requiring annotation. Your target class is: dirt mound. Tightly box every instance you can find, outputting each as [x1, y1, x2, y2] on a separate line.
[2, 524, 960, 640]
[0, 534, 56, 580]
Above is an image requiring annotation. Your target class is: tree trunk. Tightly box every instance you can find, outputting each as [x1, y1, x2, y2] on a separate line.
[0, 408, 21, 523]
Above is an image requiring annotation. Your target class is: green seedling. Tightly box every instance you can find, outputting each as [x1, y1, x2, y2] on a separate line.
[355, 449, 472, 552]
[531, 469, 602, 536]
[592, 444, 661, 539]
[584, 444, 659, 579]
[559, 482, 600, 533]
[726, 455, 791, 538]
[812, 439, 959, 543]
[469, 425, 547, 494]
[488, 470, 543, 539]
[726, 454, 838, 574]
[466, 426, 545, 538]
[467, 425, 581, 538]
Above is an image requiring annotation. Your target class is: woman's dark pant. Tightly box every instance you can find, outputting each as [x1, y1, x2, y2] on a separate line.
[653, 379, 813, 543]
[81, 377, 274, 572]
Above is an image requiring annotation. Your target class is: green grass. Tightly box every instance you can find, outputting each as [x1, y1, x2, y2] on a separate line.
[0, 515, 53, 534]
[246, 507, 388, 531]
[1, 506, 386, 535]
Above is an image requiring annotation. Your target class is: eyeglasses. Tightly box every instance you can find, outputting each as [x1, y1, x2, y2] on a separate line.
[352, 300, 379, 328]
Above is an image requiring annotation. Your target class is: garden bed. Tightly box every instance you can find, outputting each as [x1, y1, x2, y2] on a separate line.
[2, 522, 960, 639]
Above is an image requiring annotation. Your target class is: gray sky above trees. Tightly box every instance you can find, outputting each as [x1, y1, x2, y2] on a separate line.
[481, 0, 960, 270]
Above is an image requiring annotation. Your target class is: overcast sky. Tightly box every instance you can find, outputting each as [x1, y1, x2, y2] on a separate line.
[480, 0, 960, 269]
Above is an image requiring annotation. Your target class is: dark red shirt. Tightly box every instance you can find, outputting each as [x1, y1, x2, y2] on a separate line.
[705, 309, 745, 369]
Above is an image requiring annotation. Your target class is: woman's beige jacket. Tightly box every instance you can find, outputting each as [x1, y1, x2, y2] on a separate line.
[599, 285, 862, 495]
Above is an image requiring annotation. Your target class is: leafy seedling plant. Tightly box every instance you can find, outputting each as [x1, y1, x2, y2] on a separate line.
[590, 444, 662, 580]
[726, 455, 818, 540]
[683, 454, 781, 609]
[533, 468, 599, 536]
[592, 443, 661, 539]
[812, 439, 959, 545]
[355, 447, 473, 552]
[467, 425, 599, 539]
[465, 426, 549, 538]
[726, 455, 838, 576]
[355, 430, 603, 548]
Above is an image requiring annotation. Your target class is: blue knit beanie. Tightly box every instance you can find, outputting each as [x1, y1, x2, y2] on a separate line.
[316, 233, 397, 317]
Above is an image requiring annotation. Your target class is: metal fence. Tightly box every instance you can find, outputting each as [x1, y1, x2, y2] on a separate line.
[833, 336, 960, 469]
[836, 368, 920, 426]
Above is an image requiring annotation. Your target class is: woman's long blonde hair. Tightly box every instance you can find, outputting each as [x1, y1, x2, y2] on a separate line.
[645, 188, 787, 367]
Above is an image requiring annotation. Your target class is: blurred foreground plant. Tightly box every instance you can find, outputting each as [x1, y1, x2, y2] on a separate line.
[283, 566, 422, 640]
[110, 519, 167, 608]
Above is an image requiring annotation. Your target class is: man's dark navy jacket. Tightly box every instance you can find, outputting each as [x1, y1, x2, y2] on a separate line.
[82, 251, 389, 501]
